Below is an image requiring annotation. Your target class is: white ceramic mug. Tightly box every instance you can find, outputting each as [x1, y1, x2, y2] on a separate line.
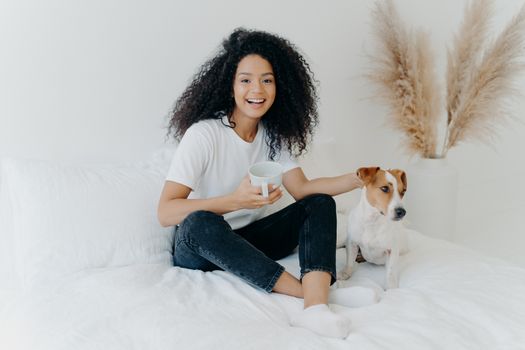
[248, 161, 283, 198]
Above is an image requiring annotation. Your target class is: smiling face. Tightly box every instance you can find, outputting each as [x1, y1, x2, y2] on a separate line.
[358, 167, 407, 221]
[231, 54, 276, 122]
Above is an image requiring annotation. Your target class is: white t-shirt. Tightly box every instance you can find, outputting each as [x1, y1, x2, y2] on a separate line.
[166, 115, 299, 229]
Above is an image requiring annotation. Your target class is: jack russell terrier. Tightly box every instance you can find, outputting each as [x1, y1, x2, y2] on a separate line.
[338, 167, 408, 289]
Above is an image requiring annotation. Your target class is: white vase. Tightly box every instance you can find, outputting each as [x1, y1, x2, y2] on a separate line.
[404, 157, 459, 241]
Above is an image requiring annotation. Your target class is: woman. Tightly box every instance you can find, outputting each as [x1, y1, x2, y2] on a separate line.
[158, 28, 368, 338]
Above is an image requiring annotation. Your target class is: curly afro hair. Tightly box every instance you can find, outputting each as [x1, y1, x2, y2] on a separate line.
[167, 27, 319, 160]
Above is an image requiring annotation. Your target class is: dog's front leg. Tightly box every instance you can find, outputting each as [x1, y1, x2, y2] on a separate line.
[385, 242, 400, 289]
[338, 242, 359, 280]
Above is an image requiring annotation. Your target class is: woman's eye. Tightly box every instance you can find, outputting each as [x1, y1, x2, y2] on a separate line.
[263, 79, 273, 84]
[241, 79, 250, 83]
[380, 186, 390, 193]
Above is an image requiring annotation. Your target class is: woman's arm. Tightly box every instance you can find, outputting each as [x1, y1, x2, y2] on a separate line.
[282, 167, 363, 201]
[157, 177, 282, 227]
[157, 181, 236, 227]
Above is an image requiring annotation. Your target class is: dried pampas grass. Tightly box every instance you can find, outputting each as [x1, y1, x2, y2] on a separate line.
[368, 0, 525, 158]
[368, 0, 440, 158]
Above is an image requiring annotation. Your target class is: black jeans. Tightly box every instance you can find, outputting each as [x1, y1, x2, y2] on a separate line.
[172, 194, 337, 292]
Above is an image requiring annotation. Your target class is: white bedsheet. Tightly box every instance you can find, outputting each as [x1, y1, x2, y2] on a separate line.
[1, 231, 525, 350]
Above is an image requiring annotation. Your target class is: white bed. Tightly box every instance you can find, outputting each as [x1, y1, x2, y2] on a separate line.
[1, 149, 525, 350]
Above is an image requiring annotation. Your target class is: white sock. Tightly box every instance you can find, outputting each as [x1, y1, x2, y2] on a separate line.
[290, 304, 351, 339]
[328, 286, 381, 308]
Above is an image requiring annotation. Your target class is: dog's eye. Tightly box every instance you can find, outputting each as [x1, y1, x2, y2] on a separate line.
[380, 186, 390, 193]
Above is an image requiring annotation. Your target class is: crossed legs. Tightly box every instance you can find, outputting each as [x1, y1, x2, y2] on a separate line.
[173, 194, 351, 337]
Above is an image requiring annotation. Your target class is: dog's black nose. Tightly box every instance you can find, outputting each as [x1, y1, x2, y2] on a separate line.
[395, 207, 406, 220]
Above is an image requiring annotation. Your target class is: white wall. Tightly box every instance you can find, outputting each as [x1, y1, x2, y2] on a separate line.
[1, 0, 524, 265]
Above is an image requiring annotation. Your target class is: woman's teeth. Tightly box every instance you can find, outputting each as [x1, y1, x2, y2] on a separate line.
[247, 98, 264, 104]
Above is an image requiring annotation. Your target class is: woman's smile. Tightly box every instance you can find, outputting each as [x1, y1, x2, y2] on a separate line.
[246, 98, 267, 109]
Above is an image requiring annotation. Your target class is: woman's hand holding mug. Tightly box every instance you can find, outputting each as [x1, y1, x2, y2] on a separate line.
[231, 161, 283, 209]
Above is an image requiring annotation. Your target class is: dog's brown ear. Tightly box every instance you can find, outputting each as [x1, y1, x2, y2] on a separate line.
[356, 167, 380, 185]
[390, 169, 407, 191]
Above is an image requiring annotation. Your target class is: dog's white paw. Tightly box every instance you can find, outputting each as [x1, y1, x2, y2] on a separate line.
[337, 267, 353, 281]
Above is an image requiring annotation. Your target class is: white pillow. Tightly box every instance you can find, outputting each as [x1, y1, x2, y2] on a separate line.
[1, 149, 175, 290]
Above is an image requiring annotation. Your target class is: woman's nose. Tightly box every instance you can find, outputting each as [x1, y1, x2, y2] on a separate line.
[251, 80, 262, 92]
